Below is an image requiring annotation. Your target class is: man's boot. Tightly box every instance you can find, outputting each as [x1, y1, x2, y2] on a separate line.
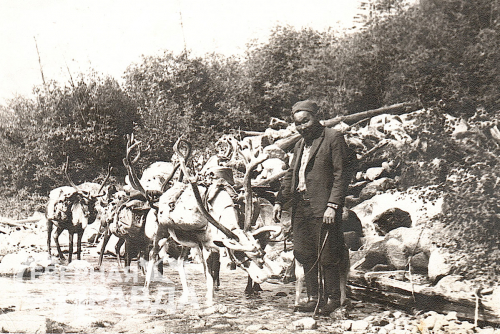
[319, 265, 341, 315]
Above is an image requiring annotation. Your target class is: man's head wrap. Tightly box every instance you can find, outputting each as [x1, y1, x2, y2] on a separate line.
[291, 100, 319, 116]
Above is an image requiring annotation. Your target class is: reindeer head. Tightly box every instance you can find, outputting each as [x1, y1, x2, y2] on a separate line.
[63, 157, 113, 224]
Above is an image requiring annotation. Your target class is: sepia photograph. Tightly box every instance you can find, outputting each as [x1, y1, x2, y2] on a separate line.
[0, 0, 499, 333]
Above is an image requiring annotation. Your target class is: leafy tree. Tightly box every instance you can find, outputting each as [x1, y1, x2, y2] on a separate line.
[0, 74, 137, 194]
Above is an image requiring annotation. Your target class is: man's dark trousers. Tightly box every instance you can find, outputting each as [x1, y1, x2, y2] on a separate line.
[293, 195, 344, 302]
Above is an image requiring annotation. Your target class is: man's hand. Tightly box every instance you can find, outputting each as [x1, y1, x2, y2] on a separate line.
[273, 203, 282, 223]
[323, 207, 338, 224]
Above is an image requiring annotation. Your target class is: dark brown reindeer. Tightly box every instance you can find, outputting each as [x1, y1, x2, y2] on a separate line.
[46, 158, 112, 263]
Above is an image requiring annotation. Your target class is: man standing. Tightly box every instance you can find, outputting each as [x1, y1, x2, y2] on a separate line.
[273, 100, 349, 314]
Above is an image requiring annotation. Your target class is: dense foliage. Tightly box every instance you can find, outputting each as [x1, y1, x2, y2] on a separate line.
[0, 74, 137, 194]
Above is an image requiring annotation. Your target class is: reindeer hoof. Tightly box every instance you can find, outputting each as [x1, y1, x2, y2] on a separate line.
[178, 293, 189, 305]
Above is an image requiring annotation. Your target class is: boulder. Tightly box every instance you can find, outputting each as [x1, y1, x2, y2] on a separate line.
[291, 317, 317, 330]
[385, 227, 432, 255]
[362, 240, 388, 269]
[359, 177, 397, 201]
[343, 231, 361, 251]
[342, 209, 363, 250]
[373, 208, 412, 236]
[385, 238, 407, 269]
[433, 275, 472, 298]
[0, 252, 32, 275]
[428, 248, 452, 282]
[409, 252, 429, 272]
[364, 167, 386, 181]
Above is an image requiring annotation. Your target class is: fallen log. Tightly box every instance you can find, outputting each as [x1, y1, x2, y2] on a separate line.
[0, 217, 41, 228]
[349, 271, 500, 326]
[323, 101, 420, 128]
[275, 102, 420, 150]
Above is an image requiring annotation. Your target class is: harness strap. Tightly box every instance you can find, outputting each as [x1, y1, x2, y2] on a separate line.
[227, 248, 252, 268]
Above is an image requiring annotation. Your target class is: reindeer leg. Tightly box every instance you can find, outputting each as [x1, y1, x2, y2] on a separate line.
[245, 276, 254, 295]
[68, 231, 74, 264]
[145, 234, 159, 289]
[97, 228, 111, 268]
[124, 240, 132, 270]
[294, 259, 305, 308]
[177, 247, 190, 304]
[339, 248, 350, 307]
[115, 238, 125, 268]
[54, 226, 65, 261]
[76, 230, 83, 260]
[207, 249, 220, 290]
[200, 246, 214, 307]
[47, 219, 53, 256]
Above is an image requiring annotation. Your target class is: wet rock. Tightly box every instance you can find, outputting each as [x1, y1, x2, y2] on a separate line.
[373, 208, 412, 236]
[291, 317, 317, 330]
[66, 259, 93, 271]
[0, 252, 33, 275]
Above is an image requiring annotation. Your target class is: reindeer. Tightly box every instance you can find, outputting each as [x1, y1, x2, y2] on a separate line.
[46, 158, 112, 263]
[138, 138, 280, 307]
[97, 134, 179, 272]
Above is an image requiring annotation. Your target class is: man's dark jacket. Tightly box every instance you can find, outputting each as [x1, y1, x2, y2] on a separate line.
[277, 126, 349, 217]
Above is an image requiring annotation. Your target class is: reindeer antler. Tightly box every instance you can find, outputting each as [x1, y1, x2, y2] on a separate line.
[159, 138, 192, 192]
[64, 156, 90, 198]
[123, 134, 148, 200]
[173, 137, 240, 242]
[96, 163, 113, 197]
[241, 149, 269, 232]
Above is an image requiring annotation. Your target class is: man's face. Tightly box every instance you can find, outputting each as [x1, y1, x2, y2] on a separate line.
[293, 110, 317, 140]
